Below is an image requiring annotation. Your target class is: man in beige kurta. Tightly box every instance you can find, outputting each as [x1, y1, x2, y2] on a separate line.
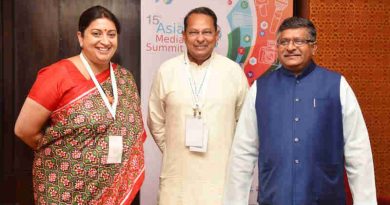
[148, 7, 248, 205]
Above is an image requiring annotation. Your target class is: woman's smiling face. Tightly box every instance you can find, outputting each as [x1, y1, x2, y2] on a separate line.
[78, 17, 118, 66]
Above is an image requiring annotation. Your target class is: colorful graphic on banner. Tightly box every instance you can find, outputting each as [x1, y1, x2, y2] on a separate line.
[225, 0, 291, 84]
[141, 1, 292, 205]
[143, 0, 291, 83]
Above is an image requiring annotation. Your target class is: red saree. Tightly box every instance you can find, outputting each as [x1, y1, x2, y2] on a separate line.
[29, 60, 145, 204]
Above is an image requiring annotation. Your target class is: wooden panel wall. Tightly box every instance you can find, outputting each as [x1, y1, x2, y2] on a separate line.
[309, 0, 390, 197]
[0, 0, 140, 204]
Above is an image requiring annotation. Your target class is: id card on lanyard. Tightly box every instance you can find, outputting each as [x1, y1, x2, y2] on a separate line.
[80, 52, 122, 163]
[183, 54, 210, 152]
[185, 117, 208, 152]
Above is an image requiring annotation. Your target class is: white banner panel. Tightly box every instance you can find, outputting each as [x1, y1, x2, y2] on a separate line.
[141, 1, 292, 204]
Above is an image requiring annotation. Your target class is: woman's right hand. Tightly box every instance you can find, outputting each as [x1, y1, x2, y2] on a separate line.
[14, 98, 51, 150]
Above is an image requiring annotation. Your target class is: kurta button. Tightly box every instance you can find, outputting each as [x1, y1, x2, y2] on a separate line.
[294, 117, 299, 122]
[295, 98, 300, 102]
[295, 159, 300, 164]
[296, 80, 300, 84]
[294, 137, 299, 142]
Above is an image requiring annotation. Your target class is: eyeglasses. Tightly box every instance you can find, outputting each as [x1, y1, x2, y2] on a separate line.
[277, 38, 316, 47]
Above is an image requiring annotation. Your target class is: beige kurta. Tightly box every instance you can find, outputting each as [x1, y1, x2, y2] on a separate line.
[148, 52, 248, 205]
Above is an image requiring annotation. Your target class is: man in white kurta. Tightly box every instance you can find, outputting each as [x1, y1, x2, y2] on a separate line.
[148, 7, 248, 205]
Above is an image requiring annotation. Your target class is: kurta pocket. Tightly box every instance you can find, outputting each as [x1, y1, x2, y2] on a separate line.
[313, 163, 344, 199]
[259, 162, 276, 203]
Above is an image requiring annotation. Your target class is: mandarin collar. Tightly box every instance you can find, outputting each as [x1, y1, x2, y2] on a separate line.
[280, 61, 316, 79]
[184, 51, 215, 68]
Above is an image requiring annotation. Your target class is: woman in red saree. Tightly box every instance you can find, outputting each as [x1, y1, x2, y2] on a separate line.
[14, 5, 145, 204]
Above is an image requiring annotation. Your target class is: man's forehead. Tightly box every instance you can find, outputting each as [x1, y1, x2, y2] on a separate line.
[278, 28, 310, 37]
[281, 27, 308, 33]
[186, 22, 215, 31]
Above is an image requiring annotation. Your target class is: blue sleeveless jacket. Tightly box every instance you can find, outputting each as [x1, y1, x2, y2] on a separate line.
[255, 62, 345, 205]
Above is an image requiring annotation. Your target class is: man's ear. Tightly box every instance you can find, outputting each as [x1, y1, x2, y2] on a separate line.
[182, 30, 187, 42]
[312, 44, 317, 55]
[215, 28, 221, 41]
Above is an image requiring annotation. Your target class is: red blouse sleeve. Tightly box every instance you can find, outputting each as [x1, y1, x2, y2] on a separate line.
[28, 63, 66, 111]
[28, 60, 113, 111]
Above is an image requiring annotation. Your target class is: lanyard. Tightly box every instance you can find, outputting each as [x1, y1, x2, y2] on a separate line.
[184, 54, 210, 118]
[80, 52, 118, 119]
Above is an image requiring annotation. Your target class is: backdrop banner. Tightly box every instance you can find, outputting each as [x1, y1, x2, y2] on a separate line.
[141, 1, 292, 204]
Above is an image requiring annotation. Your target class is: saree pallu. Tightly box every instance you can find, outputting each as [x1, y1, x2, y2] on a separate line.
[31, 63, 145, 205]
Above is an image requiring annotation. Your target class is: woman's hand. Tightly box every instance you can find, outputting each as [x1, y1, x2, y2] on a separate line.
[14, 98, 51, 150]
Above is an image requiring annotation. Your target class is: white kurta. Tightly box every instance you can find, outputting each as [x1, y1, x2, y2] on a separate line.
[224, 77, 377, 205]
[148, 52, 248, 205]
